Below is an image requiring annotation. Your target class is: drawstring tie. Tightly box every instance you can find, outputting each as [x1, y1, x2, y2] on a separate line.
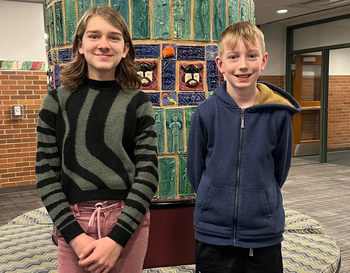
[88, 202, 107, 239]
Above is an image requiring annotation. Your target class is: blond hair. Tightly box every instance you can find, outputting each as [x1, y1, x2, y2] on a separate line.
[218, 21, 266, 57]
[60, 6, 141, 92]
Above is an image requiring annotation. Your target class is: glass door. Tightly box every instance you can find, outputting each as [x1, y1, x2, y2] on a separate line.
[292, 53, 322, 156]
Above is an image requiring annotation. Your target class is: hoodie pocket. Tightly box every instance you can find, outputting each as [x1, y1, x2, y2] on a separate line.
[237, 190, 274, 236]
[196, 186, 234, 234]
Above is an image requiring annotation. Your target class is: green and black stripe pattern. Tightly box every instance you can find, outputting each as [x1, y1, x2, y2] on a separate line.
[36, 79, 158, 247]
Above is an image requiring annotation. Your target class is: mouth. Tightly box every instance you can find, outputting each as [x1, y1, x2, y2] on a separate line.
[235, 74, 251, 78]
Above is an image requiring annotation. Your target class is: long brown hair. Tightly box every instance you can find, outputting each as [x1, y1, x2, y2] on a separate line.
[60, 6, 141, 92]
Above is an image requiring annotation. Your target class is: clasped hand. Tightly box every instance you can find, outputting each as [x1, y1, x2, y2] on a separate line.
[70, 234, 123, 273]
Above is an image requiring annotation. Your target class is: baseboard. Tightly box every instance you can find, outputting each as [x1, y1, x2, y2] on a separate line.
[0, 184, 36, 195]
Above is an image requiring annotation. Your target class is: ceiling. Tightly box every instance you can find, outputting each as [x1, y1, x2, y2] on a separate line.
[4, 0, 350, 26]
[255, 0, 350, 25]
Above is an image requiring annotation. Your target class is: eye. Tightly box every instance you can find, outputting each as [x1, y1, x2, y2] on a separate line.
[88, 35, 98, 40]
[110, 36, 122, 41]
[248, 54, 258, 59]
[228, 55, 237, 60]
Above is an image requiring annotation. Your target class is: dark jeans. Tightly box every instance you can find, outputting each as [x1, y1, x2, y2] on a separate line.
[195, 240, 283, 273]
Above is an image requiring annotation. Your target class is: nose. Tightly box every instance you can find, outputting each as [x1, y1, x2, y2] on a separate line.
[239, 58, 248, 70]
[98, 37, 110, 49]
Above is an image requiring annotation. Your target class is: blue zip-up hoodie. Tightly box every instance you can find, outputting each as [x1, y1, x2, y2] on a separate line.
[187, 81, 301, 248]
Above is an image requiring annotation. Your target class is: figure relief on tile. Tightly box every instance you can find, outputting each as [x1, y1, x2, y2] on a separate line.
[55, 3, 64, 46]
[213, 0, 226, 42]
[179, 155, 195, 198]
[166, 109, 184, 154]
[173, 0, 186, 39]
[154, 108, 165, 155]
[194, 0, 210, 41]
[185, 107, 196, 143]
[152, 0, 171, 39]
[158, 157, 176, 199]
[180, 63, 204, 91]
[132, 0, 150, 39]
[136, 61, 158, 90]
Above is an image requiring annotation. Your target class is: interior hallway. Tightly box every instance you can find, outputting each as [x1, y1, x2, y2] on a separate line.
[0, 151, 349, 272]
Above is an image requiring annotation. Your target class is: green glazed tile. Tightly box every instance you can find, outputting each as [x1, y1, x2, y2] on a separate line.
[64, 0, 77, 44]
[111, 0, 130, 26]
[78, 0, 91, 21]
[154, 108, 165, 155]
[249, 0, 256, 24]
[152, 0, 171, 39]
[240, 0, 248, 21]
[0, 61, 14, 70]
[48, 6, 56, 47]
[166, 108, 184, 154]
[172, 0, 191, 40]
[228, 0, 239, 24]
[17, 61, 26, 70]
[46, 10, 51, 49]
[132, 0, 150, 39]
[158, 157, 176, 199]
[213, 0, 226, 42]
[184, 107, 196, 148]
[194, 0, 210, 41]
[93, 0, 109, 7]
[55, 2, 64, 46]
[178, 155, 195, 198]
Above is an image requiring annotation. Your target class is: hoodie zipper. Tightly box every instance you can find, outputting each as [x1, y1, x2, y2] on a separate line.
[233, 109, 246, 246]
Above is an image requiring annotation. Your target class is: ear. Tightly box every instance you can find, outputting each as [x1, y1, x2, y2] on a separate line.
[215, 56, 225, 74]
[78, 40, 84, 55]
[122, 43, 130, 58]
[261, 52, 268, 71]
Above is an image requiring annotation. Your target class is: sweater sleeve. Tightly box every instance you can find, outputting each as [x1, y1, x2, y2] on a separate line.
[36, 92, 85, 243]
[186, 108, 207, 192]
[107, 96, 158, 247]
[273, 113, 293, 188]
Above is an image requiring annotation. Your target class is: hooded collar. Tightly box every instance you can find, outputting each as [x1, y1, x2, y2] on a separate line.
[213, 81, 301, 115]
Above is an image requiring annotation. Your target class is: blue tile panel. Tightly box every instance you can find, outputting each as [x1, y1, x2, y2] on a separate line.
[206, 45, 218, 60]
[161, 60, 176, 90]
[146, 92, 160, 107]
[207, 60, 219, 91]
[177, 46, 205, 60]
[58, 48, 72, 63]
[135, 44, 160, 59]
[178, 92, 206, 106]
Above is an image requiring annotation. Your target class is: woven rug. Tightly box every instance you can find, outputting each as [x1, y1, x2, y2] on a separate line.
[0, 208, 341, 273]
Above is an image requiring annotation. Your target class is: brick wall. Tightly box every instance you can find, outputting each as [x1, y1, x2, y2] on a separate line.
[259, 75, 285, 90]
[328, 75, 350, 149]
[0, 71, 47, 189]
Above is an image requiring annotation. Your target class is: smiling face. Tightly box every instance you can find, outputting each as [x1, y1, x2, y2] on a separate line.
[216, 38, 268, 95]
[78, 15, 130, 81]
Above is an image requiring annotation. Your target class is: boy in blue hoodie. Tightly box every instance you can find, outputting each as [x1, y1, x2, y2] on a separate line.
[187, 21, 301, 273]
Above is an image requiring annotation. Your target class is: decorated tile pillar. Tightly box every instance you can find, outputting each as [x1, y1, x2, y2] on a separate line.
[45, 0, 255, 200]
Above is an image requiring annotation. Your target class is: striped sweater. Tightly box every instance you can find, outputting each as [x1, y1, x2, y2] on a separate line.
[36, 79, 158, 247]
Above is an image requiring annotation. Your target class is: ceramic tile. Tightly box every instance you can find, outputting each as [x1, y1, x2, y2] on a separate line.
[240, 0, 248, 21]
[249, 0, 256, 23]
[134, 44, 160, 59]
[184, 106, 196, 144]
[154, 108, 165, 155]
[54, 65, 61, 88]
[158, 157, 176, 199]
[146, 92, 160, 107]
[178, 155, 195, 198]
[59, 48, 72, 63]
[212, 0, 226, 42]
[162, 44, 176, 59]
[177, 46, 205, 60]
[162, 92, 177, 106]
[78, 0, 91, 21]
[165, 108, 184, 154]
[93, 0, 109, 7]
[161, 60, 175, 90]
[206, 45, 218, 60]
[132, 0, 150, 39]
[179, 63, 204, 91]
[136, 61, 158, 90]
[48, 6, 56, 47]
[206, 60, 219, 91]
[228, 0, 239, 24]
[178, 92, 206, 106]
[55, 2, 64, 46]
[152, 0, 171, 39]
[194, 0, 211, 41]
[111, 0, 130, 26]
[48, 51, 53, 65]
[172, 0, 191, 40]
[29, 62, 44, 71]
[64, 0, 77, 45]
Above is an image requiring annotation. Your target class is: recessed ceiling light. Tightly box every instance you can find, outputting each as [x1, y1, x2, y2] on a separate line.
[277, 9, 288, 13]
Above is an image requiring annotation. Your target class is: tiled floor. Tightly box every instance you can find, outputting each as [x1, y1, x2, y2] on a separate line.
[0, 151, 349, 272]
